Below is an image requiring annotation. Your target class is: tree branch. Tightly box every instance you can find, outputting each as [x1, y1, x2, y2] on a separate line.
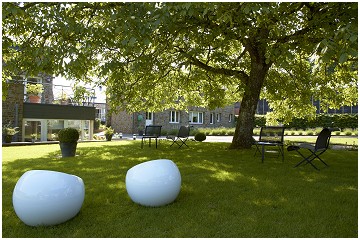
[175, 47, 249, 83]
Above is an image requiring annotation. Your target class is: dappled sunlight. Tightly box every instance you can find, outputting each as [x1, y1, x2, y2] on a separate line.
[249, 176, 260, 187]
[211, 170, 239, 182]
[334, 185, 357, 192]
[252, 195, 289, 208]
[299, 171, 328, 182]
[2, 141, 358, 238]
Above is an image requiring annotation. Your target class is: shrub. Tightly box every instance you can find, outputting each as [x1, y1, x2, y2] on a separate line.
[306, 130, 314, 136]
[58, 128, 80, 143]
[104, 126, 114, 136]
[26, 83, 44, 95]
[343, 128, 353, 136]
[168, 129, 178, 135]
[194, 132, 206, 142]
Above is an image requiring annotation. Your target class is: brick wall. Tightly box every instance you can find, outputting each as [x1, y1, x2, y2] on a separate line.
[109, 104, 236, 134]
[155, 105, 236, 132]
[2, 82, 24, 141]
[110, 109, 135, 134]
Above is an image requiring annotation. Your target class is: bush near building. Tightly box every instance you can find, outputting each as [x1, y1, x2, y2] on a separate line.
[254, 114, 358, 130]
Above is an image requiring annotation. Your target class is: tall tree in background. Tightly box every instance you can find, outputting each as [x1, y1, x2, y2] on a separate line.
[3, 2, 357, 149]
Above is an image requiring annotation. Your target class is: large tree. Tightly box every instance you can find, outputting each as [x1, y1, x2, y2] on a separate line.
[2, 2, 358, 149]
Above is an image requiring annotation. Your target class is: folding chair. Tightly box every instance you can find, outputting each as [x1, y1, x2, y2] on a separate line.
[254, 126, 285, 163]
[166, 126, 191, 148]
[141, 125, 162, 149]
[287, 128, 331, 170]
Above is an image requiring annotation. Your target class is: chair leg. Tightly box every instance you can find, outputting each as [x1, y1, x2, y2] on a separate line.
[254, 144, 261, 157]
[294, 150, 319, 170]
[312, 150, 328, 166]
[178, 138, 189, 148]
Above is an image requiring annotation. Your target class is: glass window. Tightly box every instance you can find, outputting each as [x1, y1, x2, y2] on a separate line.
[216, 113, 221, 122]
[229, 114, 233, 122]
[24, 120, 41, 142]
[145, 112, 153, 120]
[210, 113, 214, 124]
[170, 111, 180, 123]
[189, 112, 203, 124]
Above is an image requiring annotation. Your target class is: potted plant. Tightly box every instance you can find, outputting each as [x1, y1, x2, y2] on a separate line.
[26, 83, 44, 103]
[59, 92, 68, 105]
[3, 123, 19, 143]
[30, 133, 37, 143]
[104, 126, 114, 141]
[58, 128, 79, 157]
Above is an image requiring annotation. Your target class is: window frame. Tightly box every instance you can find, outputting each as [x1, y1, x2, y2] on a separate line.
[189, 111, 203, 124]
[216, 113, 221, 122]
[210, 113, 214, 124]
[169, 110, 180, 123]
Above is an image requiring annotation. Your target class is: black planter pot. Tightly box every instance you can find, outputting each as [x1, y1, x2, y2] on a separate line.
[105, 134, 113, 141]
[59, 142, 78, 157]
[4, 135, 13, 143]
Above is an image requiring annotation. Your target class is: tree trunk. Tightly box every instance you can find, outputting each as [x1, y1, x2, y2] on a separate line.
[229, 61, 269, 149]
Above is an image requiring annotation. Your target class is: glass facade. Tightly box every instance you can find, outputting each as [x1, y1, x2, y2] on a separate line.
[23, 119, 91, 142]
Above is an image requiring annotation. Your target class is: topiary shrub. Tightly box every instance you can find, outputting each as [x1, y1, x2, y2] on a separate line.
[58, 128, 80, 143]
[194, 132, 206, 142]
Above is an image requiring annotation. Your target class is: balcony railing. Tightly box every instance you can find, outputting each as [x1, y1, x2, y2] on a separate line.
[23, 80, 97, 107]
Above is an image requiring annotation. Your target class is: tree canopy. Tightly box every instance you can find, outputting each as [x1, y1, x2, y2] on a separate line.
[2, 2, 358, 149]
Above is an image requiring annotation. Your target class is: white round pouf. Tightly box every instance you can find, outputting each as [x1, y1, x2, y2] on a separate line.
[13, 170, 85, 226]
[126, 159, 181, 207]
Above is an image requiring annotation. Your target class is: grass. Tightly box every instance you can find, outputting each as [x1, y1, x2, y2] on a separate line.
[284, 136, 358, 146]
[2, 140, 358, 238]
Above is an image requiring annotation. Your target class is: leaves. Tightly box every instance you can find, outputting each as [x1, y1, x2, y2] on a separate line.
[2, 2, 357, 120]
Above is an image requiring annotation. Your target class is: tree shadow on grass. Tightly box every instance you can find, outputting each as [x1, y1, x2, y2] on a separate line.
[2, 141, 358, 238]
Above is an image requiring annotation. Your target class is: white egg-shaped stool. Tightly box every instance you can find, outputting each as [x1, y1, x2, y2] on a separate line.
[13, 170, 85, 226]
[126, 159, 181, 207]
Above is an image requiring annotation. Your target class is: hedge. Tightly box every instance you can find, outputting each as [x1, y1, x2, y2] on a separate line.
[254, 114, 358, 129]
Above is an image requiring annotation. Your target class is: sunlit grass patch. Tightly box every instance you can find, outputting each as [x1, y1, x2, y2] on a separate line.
[2, 140, 358, 238]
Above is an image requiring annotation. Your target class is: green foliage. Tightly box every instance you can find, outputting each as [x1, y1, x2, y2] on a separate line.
[255, 114, 358, 130]
[2, 2, 357, 148]
[2, 122, 19, 136]
[194, 132, 206, 142]
[104, 126, 114, 136]
[26, 83, 44, 95]
[284, 114, 358, 129]
[2, 142, 358, 237]
[58, 128, 80, 143]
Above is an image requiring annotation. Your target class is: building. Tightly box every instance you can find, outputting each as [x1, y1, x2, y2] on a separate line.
[109, 105, 236, 134]
[109, 98, 357, 135]
[2, 75, 99, 143]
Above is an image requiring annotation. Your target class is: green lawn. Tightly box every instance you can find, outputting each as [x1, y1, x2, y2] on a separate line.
[284, 135, 358, 146]
[2, 140, 358, 238]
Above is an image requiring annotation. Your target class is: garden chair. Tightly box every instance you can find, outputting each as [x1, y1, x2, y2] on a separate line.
[287, 128, 331, 170]
[166, 126, 191, 148]
[254, 126, 285, 163]
[141, 125, 162, 149]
